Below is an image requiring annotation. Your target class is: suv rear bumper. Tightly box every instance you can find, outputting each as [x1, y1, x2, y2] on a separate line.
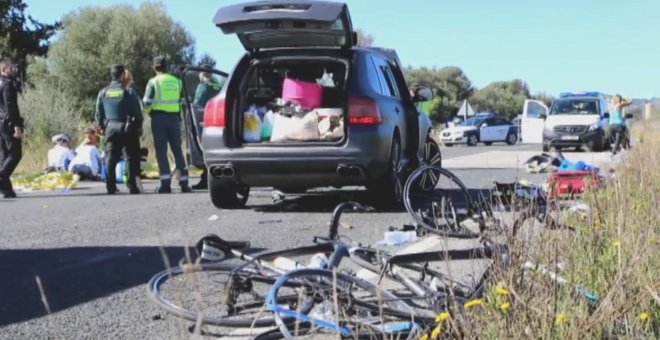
[202, 126, 393, 188]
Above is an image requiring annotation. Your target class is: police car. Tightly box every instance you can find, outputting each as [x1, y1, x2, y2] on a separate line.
[521, 92, 612, 151]
[440, 112, 519, 147]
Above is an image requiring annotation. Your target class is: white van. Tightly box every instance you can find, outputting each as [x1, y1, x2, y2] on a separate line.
[521, 92, 611, 152]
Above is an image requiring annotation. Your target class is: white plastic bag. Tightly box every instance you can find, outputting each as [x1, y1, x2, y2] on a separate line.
[318, 115, 344, 140]
[243, 109, 262, 143]
[270, 111, 320, 142]
[287, 111, 320, 141]
[316, 70, 335, 87]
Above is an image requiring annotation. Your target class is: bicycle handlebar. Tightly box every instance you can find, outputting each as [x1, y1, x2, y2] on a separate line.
[328, 201, 375, 240]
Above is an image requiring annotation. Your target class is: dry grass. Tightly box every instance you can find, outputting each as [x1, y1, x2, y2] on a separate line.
[428, 120, 660, 339]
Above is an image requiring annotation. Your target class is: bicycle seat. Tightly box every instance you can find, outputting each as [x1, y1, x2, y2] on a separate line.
[195, 234, 251, 262]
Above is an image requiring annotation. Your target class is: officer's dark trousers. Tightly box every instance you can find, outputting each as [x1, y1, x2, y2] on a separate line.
[105, 121, 140, 193]
[0, 130, 22, 194]
[151, 113, 188, 188]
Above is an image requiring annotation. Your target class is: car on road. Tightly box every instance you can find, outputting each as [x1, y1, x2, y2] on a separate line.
[181, 0, 441, 209]
[439, 113, 519, 147]
[521, 92, 612, 152]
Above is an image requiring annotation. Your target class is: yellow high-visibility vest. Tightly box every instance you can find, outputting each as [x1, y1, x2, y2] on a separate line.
[145, 73, 182, 114]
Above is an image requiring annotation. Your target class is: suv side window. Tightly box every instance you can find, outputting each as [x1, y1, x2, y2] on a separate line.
[371, 55, 400, 98]
[366, 55, 387, 95]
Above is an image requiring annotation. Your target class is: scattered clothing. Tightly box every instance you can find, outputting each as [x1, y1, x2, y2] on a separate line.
[523, 152, 565, 173]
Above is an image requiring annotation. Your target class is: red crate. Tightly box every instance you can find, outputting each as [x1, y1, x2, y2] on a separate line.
[546, 170, 603, 199]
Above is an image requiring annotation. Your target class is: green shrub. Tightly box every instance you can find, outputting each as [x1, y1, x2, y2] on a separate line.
[16, 82, 89, 174]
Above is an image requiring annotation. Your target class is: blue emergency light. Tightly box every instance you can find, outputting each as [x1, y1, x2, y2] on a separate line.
[559, 91, 604, 98]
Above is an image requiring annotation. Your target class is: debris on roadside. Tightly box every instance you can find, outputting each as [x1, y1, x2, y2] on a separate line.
[208, 215, 220, 221]
[523, 152, 564, 173]
[340, 222, 353, 230]
[376, 230, 417, 246]
[13, 172, 80, 191]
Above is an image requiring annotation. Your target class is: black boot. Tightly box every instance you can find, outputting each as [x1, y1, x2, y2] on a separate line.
[192, 170, 208, 190]
[156, 179, 172, 194]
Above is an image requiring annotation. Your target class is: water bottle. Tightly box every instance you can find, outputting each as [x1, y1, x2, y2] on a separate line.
[307, 253, 329, 269]
[273, 257, 305, 271]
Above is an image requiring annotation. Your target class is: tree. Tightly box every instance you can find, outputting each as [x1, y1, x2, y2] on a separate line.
[196, 53, 217, 68]
[532, 92, 554, 107]
[355, 28, 374, 47]
[470, 79, 531, 119]
[38, 2, 196, 118]
[405, 66, 474, 124]
[0, 0, 59, 82]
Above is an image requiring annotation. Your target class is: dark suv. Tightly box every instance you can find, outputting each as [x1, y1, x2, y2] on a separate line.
[181, 0, 441, 209]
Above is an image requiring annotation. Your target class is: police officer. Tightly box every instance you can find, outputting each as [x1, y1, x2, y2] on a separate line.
[0, 58, 23, 198]
[191, 66, 223, 190]
[95, 64, 143, 195]
[143, 56, 191, 194]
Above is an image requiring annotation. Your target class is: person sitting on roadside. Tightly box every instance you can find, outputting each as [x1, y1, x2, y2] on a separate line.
[607, 94, 633, 155]
[45, 133, 75, 173]
[68, 128, 103, 180]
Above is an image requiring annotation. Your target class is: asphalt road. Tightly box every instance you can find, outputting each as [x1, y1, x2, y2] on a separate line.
[0, 143, 611, 339]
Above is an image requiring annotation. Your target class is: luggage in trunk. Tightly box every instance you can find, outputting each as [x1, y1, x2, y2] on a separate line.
[238, 59, 348, 144]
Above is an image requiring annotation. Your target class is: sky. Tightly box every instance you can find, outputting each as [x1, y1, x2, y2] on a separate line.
[24, 0, 660, 98]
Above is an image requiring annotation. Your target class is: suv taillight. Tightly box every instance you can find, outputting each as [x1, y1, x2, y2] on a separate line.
[203, 96, 226, 127]
[349, 97, 382, 125]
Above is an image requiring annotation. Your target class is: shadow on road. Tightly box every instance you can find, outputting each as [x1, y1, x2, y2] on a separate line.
[0, 245, 195, 327]
[249, 189, 406, 213]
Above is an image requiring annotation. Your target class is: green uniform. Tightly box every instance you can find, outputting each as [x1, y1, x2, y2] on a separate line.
[190, 76, 223, 190]
[193, 77, 223, 108]
[143, 73, 189, 190]
[95, 80, 143, 194]
[417, 101, 432, 115]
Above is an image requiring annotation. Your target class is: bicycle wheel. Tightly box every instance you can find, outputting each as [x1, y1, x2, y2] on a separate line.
[267, 269, 431, 339]
[147, 263, 301, 328]
[404, 165, 481, 238]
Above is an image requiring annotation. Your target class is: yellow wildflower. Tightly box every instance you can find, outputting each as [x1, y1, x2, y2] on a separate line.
[420, 335, 429, 340]
[555, 312, 567, 325]
[495, 284, 510, 295]
[436, 311, 450, 322]
[463, 298, 483, 309]
[431, 325, 442, 339]
[612, 240, 621, 247]
[499, 302, 511, 311]
[639, 312, 649, 321]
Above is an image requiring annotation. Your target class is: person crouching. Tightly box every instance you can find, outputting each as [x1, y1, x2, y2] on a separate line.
[68, 128, 103, 180]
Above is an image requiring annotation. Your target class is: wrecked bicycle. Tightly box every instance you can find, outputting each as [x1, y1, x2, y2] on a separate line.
[147, 202, 430, 336]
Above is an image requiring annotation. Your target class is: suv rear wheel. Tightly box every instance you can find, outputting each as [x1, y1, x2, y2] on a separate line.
[423, 137, 442, 167]
[209, 177, 250, 209]
[367, 136, 403, 208]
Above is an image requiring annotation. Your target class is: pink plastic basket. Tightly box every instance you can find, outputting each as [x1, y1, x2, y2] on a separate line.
[282, 78, 323, 109]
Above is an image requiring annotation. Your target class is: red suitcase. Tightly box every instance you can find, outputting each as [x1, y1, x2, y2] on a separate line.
[546, 170, 603, 199]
